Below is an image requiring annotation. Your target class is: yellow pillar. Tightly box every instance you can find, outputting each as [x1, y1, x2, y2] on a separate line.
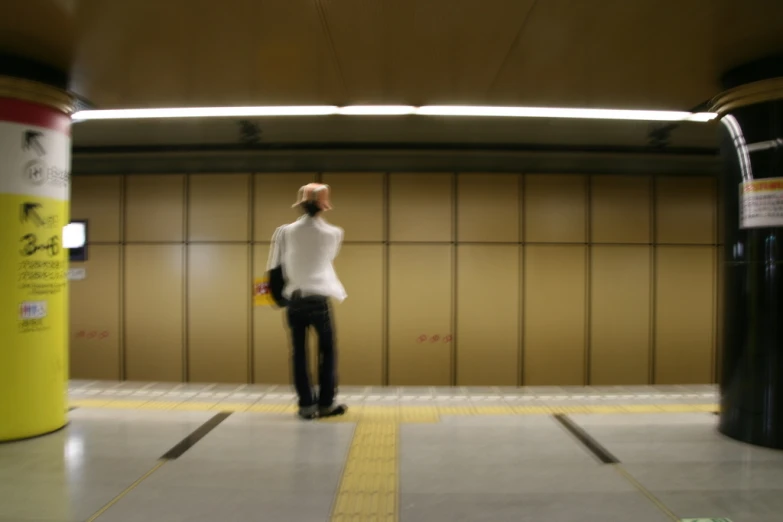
[0, 76, 72, 441]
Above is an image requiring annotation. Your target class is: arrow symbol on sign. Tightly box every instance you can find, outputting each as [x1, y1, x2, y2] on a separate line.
[20, 202, 45, 226]
[23, 130, 46, 156]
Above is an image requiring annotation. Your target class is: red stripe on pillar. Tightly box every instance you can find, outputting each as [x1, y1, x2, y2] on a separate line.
[0, 97, 71, 135]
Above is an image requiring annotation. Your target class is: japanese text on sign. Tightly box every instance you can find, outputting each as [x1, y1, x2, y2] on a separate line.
[740, 178, 783, 229]
[17, 247, 67, 294]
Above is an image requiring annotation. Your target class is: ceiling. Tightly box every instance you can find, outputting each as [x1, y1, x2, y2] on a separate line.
[2, 0, 782, 150]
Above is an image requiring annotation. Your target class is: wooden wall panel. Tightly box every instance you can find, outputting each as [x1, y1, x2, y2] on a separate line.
[68, 245, 121, 380]
[254, 173, 315, 241]
[457, 173, 520, 242]
[525, 174, 587, 243]
[252, 243, 291, 384]
[125, 175, 185, 242]
[389, 245, 452, 385]
[655, 246, 715, 384]
[322, 173, 385, 242]
[333, 245, 384, 385]
[66, 169, 722, 388]
[389, 173, 452, 242]
[590, 246, 651, 385]
[716, 178, 724, 381]
[70, 176, 122, 242]
[656, 177, 716, 244]
[188, 174, 250, 242]
[188, 244, 249, 383]
[456, 245, 520, 386]
[716, 177, 725, 246]
[715, 249, 724, 382]
[591, 175, 651, 244]
[524, 245, 586, 385]
[124, 245, 184, 382]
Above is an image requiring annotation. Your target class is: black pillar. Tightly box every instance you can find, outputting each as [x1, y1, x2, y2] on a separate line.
[716, 54, 783, 449]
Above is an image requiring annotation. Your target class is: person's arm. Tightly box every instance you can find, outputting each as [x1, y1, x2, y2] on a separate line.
[266, 225, 290, 307]
[332, 226, 344, 260]
[267, 225, 285, 269]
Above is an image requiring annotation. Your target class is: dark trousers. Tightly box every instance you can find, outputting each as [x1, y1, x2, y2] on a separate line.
[286, 293, 337, 409]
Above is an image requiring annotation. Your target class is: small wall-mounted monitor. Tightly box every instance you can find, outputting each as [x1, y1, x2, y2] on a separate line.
[64, 220, 88, 262]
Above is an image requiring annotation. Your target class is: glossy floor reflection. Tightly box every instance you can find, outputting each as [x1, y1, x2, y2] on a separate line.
[0, 382, 781, 521]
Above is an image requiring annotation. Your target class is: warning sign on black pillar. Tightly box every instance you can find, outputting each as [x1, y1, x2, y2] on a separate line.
[740, 178, 783, 229]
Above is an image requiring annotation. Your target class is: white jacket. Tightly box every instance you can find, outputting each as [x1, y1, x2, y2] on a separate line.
[267, 215, 347, 302]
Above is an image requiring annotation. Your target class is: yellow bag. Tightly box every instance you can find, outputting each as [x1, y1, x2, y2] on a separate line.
[253, 277, 274, 307]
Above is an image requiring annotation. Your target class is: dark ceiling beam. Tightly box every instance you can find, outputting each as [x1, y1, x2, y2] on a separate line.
[71, 145, 718, 176]
[0, 52, 68, 88]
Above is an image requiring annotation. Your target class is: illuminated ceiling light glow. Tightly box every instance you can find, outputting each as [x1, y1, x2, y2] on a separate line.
[337, 105, 416, 115]
[70, 105, 718, 123]
[683, 112, 719, 122]
[416, 105, 718, 122]
[71, 106, 340, 120]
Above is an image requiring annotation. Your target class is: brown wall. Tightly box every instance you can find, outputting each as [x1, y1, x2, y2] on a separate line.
[69, 172, 718, 386]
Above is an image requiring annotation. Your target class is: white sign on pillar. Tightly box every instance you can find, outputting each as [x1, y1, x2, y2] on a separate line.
[0, 95, 71, 441]
[740, 177, 783, 229]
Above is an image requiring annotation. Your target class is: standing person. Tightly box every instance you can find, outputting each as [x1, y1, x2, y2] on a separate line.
[267, 183, 348, 420]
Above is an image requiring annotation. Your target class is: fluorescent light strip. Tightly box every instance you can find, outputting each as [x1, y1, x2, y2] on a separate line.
[71, 105, 717, 122]
[338, 105, 416, 115]
[71, 106, 340, 120]
[418, 105, 718, 122]
[684, 112, 719, 123]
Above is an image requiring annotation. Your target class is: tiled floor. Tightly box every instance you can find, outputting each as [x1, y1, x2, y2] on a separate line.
[0, 381, 781, 521]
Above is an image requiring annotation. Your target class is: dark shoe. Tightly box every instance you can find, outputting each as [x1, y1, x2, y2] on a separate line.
[318, 404, 348, 418]
[298, 405, 318, 420]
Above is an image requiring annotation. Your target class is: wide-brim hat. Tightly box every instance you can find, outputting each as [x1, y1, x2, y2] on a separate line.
[292, 183, 333, 211]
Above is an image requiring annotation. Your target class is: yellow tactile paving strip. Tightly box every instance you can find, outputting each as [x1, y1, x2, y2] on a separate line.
[330, 422, 399, 522]
[69, 399, 718, 418]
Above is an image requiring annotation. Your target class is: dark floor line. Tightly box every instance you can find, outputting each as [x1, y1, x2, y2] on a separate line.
[85, 461, 167, 522]
[613, 465, 680, 521]
[69, 407, 77, 411]
[160, 412, 232, 460]
[553, 414, 619, 464]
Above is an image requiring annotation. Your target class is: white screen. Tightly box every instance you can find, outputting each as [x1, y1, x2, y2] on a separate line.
[63, 222, 86, 248]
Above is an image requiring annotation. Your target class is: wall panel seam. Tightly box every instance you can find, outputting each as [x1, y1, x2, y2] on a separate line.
[713, 178, 720, 384]
[584, 175, 592, 386]
[180, 241, 256, 245]
[649, 176, 657, 385]
[119, 174, 127, 380]
[90, 240, 697, 246]
[248, 174, 255, 384]
[711, 177, 718, 245]
[183, 174, 190, 382]
[382, 172, 390, 386]
[518, 245, 524, 387]
[711, 246, 717, 384]
[172, 240, 720, 246]
[451, 172, 458, 386]
[519, 174, 526, 386]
